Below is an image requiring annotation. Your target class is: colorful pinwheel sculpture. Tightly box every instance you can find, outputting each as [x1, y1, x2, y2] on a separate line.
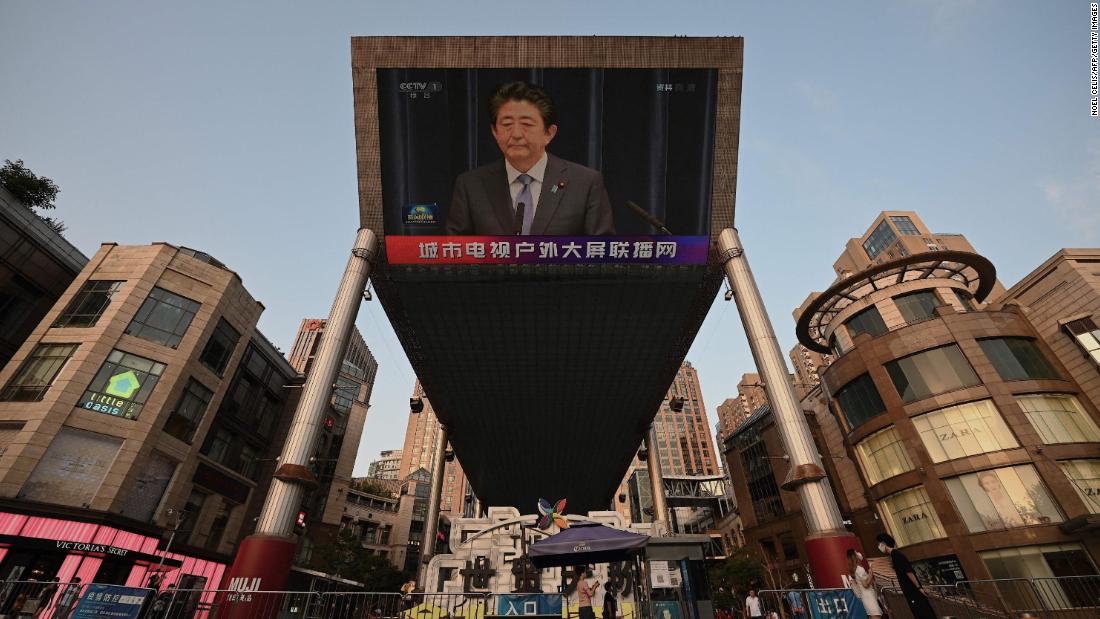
[537, 498, 569, 530]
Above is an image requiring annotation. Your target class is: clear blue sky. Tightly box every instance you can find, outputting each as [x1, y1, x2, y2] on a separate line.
[1, 2, 1096, 476]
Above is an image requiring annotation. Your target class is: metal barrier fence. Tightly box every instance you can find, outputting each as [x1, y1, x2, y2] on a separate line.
[151, 588, 318, 619]
[759, 588, 862, 619]
[879, 574, 1100, 619]
[0, 580, 156, 619]
[312, 592, 491, 619]
[155, 591, 566, 619]
[4, 575, 1097, 619]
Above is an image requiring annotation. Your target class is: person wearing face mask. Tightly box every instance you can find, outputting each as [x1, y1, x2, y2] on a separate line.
[846, 549, 881, 619]
[875, 533, 936, 619]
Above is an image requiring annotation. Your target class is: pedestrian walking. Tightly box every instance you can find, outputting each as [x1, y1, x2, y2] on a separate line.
[31, 578, 58, 619]
[744, 590, 762, 619]
[602, 582, 620, 619]
[50, 578, 80, 619]
[876, 533, 936, 619]
[575, 566, 600, 619]
[846, 549, 881, 619]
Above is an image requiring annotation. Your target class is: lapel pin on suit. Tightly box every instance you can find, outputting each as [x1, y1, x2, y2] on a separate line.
[551, 180, 567, 194]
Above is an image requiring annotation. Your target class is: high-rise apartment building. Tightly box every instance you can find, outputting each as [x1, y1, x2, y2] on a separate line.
[0, 242, 299, 591]
[617, 361, 720, 525]
[366, 449, 403, 480]
[715, 373, 769, 444]
[397, 382, 467, 516]
[788, 344, 832, 397]
[393, 382, 468, 571]
[651, 362, 718, 477]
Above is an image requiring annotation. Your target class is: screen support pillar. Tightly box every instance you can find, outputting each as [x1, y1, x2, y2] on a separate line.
[223, 228, 377, 597]
[644, 426, 669, 531]
[418, 424, 449, 585]
[718, 227, 860, 588]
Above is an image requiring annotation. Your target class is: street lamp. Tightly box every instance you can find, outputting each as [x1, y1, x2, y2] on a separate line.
[152, 508, 186, 585]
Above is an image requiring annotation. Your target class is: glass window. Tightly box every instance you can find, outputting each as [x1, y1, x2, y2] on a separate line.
[177, 489, 208, 543]
[845, 306, 888, 339]
[1062, 317, 1100, 365]
[980, 544, 1098, 609]
[945, 465, 1063, 532]
[854, 426, 914, 485]
[1060, 460, 1100, 514]
[894, 290, 941, 324]
[79, 350, 166, 420]
[205, 429, 232, 464]
[0, 343, 78, 402]
[890, 216, 921, 236]
[53, 281, 124, 328]
[735, 426, 785, 524]
[238, 444, 258, 479]
[885, 345, 980, 403]
[200, 318, 240, 376]
[879, 486, 946, 547]
[1015, 394, 1100, 444]
[829, 334, 846, 357]
[835, 373, 887, 428]
[912, 399, 1019, 463]
[863, 220, 899, 260]
[954, 290, 975, 312]
[333, 376, 360, 413]
[205, 503, 232, 552]
[125, 287, 200, 348]
[163, 379, 214, 444]
[979, 338, 1060, 381]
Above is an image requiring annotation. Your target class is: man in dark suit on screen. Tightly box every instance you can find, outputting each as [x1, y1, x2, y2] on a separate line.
[445, 82, 616, 236]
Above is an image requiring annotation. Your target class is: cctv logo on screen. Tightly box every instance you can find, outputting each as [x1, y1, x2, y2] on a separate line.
[398, 82, 443, 93]
[403, 203, 439, 226]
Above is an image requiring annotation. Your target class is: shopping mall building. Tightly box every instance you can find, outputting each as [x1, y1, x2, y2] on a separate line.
[0, 242, 303, 590]
[789, 212, 1100, 585]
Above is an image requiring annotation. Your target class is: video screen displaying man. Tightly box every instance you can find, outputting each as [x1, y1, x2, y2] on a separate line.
[377, 68, 718, 238]
[446, 82, 615, 236]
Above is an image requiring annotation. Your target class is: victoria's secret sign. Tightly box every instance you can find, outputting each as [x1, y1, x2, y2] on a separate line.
[54, 540, 130, 557]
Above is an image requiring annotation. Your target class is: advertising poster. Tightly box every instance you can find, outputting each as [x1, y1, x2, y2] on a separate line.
[654, 600, 683, 619]
[377, 68, 718, 265]
[70, 584, 150, 619]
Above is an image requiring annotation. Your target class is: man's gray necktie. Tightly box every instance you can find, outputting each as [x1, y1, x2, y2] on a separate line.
[515, 173, 534, 235]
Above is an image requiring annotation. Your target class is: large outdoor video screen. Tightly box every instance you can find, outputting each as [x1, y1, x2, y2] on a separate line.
[378, 68, 717, 265]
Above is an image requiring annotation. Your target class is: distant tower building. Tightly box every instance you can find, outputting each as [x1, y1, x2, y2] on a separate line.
[715, 373, 770, 444]
[285, 318, 379, 566]
[789, 344, 832, 398]
[617, 361, 719, 523]
[367, 449, 404, 480]
[397, 382, 467, 516]
[653, 361, 718, 476]
[394, 381, 468, 570]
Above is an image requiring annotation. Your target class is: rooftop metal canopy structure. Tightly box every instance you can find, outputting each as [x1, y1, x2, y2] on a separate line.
[351, 36, 744, 514]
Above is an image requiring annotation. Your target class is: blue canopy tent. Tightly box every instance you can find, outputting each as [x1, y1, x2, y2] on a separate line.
[528, 521, 650, 568]
[528, 521, 655, 618]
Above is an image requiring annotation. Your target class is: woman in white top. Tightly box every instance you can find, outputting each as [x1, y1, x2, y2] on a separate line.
[847, 549, 882, 619]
